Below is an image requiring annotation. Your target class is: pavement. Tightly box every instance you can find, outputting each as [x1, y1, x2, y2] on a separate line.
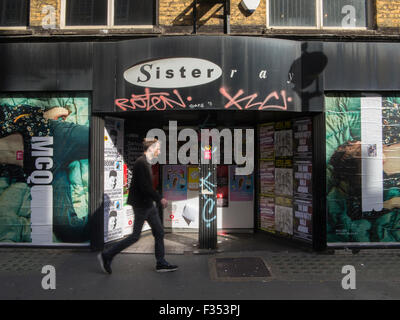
[1, 232, 400, 301]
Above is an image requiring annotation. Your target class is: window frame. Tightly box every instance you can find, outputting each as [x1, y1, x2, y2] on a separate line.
[60, 0, 157, 29]
[0, 0, 29, 30]
[266, 0, 371, 30]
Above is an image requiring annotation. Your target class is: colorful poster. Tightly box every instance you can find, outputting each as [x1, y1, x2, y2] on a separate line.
[217, 165, 229, 207]
[104, 117, 125, 243]
[188, 166, 199, 190]
[163, 165, 187, 201]
[294, 160, 312, 200]
[326, 94, 400, 243]
[293, 199, 312, 242]
[229, 166, 254, 201]
[0, 94, 90, 244]
[293, 118, 312, 158]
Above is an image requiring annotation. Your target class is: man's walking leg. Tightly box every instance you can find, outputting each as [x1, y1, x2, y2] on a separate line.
[147, 206, 178, 272]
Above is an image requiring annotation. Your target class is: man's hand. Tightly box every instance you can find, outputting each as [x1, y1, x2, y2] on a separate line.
[161, 198, 168, 209]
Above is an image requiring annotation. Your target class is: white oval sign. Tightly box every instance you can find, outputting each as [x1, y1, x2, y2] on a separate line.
[123, 57, 222, 89]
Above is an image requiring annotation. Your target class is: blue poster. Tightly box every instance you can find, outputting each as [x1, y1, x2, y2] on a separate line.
[163, 165, 187, 201]
[229, 166, 254, 201]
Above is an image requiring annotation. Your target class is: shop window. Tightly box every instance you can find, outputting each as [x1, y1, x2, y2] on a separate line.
[268, 0, 368, 29]
[62, 0, 156, 27]
[0, 0, 29, 27]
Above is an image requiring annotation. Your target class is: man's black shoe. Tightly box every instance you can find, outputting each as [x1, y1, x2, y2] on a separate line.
[156, 263, 178, 273]
[97, 252, 112, 274]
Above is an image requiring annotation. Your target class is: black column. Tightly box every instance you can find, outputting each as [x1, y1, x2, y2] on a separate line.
[90, 115, 105, 251]
[199, 162, 218, 249]
[312, 112, 327, 251]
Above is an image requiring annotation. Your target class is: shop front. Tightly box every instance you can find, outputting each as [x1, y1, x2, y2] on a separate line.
[97, 36, 325, 251]
[1, 36, 399, 251]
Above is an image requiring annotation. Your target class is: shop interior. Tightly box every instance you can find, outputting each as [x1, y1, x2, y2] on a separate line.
[104, 110, 315, 253]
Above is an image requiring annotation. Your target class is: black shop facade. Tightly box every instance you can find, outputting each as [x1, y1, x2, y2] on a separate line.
[3, 36, 399, 251]
[96, 36, 325, 252]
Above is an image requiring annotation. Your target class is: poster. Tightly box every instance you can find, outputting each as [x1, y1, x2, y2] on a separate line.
[259, 160, 275, 195]
[0, 94, 90, 244]
[259, 196, 275, 232]
[229, 166, 254, 201]
[293, 199, 312, 242]
[259, 123, 274, 159]
[217, 165, 229, 207]
[275, 205, 293, 235]
[274, 121, 293, 157]
[326, 94, 400, 243]
[163, 165, 187, 201]
[163, 201, 198, 229]
[294, 160, 312, 200]
[275, 167, 293, 197]
[293, 118, 312, 158]
[188, 166, 199, 190]
[104, 117, 125, 243]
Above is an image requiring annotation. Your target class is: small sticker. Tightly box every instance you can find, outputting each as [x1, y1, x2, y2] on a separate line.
[16, 151, 23, 160]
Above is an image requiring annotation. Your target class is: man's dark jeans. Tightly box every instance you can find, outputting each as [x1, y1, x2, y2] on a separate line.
[103, 205, 167, 265]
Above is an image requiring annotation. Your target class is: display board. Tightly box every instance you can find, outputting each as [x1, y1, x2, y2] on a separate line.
[326, 94, 400, 244]
[258, 118, 313, 243]
[259, 123, 275, 233]
[292, 118, 313, 242]
[0, 94, 90, 245]
[104, 117, 125, 243]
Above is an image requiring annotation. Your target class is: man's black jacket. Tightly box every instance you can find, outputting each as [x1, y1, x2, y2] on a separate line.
[127, 155, 162, 209]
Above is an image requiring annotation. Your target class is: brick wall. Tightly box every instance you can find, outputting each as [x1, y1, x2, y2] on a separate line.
[159, 0, 266, 26]
[376, 0, 400, 28]
[30, 0, 60, 28]
[231, 0, 266, 26]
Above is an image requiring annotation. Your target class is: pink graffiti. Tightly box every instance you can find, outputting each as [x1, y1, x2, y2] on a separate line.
[115, 88, 187, 111]
[219, 87, 292, 111]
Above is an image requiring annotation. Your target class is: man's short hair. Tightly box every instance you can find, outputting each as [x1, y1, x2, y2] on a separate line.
[143, 138, 159, 152]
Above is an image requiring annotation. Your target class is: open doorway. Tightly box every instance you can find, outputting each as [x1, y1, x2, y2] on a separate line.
[103, 110, 318, 254]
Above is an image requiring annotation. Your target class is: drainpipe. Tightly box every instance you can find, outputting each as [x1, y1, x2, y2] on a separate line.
[224, 0, 230, 34]
[193, 0, 197, 34]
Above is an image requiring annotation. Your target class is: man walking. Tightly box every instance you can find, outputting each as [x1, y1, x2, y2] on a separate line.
[98, 138, 178, 274]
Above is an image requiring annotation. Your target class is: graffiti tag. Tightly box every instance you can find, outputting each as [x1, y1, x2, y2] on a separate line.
[115, 88, 187, 111]
[219, 88, 292, 111]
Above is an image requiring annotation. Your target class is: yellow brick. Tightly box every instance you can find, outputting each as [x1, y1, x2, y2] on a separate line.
[29, 0, 60, 28]
[377, 0, 400, 28]
[159, 0, 266, 26]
